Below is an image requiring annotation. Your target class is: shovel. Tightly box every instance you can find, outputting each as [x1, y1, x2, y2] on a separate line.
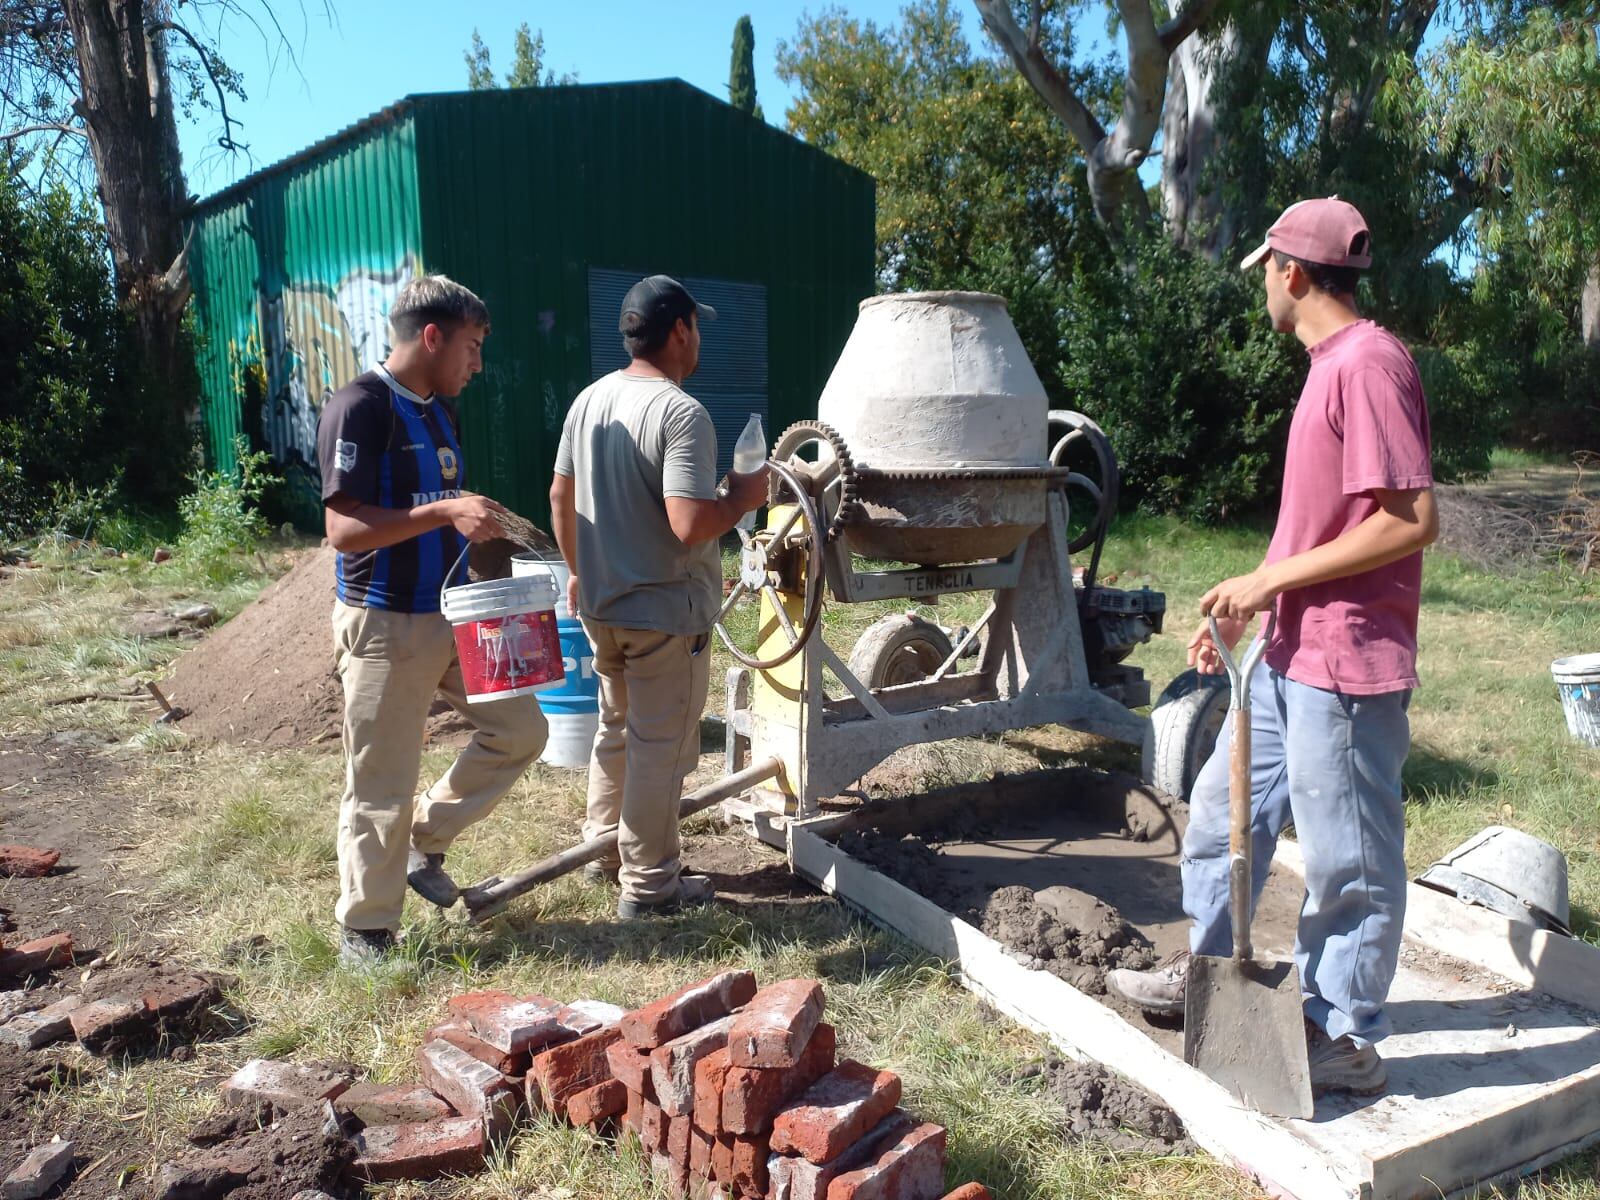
[1182, 612, 1314, 1119]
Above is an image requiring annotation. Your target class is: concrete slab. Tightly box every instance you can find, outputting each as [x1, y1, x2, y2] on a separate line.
[788, 804, 1600, 1200]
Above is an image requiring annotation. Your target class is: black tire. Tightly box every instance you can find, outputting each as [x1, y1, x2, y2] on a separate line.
[1151, 671, 1230, 803]
[848, 614, 956, 690]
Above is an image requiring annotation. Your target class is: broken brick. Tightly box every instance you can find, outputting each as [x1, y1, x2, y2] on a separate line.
[689, 1124, 714, 1179]
[711, 1133, 735, 1185]
[641, 1101, 670, 1156]
[426, 1018, 529, 1076]
[622, 1087, 647, 1137]
[334, 1081, 454, 1126]
[606, 1038, 657, 1098]
[417, 1040, 517, 1134]
[140, 973, 223, 1022]
[693, 1047, 733, 1134]
[529, 1024, 621, 1114]
[668, 1111, 693, 1167]
[620, 970, 757, 1050]
[730, 1131, 771, 1196]
[651, 1151, 689, 1196]
[0, 934, 73, 980]
[651, 1014, 734, 1115]
[721, 1023, 836, 1134]
[446, 990, 567, 1055]
[0, 844, 61, 878]
[727, 979, 824, 1069]
[350, 1116, 486, 1183]
[771, 1059, 904, 1164]
[558, 1000, 627, 1036]
[3, 1140, 76, 1200]
[567, 1078, 627, 1128]
[768, 1112, 918, 1200]
[825, 1121, 947, 1200]
[69, 997, 153, 1055]
[0, 995, 84, 1050]
[940, 1186, 992, 1200]
[220, 1059, 353, 1111]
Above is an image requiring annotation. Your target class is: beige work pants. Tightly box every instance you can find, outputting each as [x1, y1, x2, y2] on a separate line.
[580, 622, 711, 904]
[333, 601, 547, 931]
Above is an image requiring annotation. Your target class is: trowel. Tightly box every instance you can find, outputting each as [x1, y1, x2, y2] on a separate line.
[1183, 614, 1314, 1119]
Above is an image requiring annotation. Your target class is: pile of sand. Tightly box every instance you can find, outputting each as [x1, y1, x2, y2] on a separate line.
[163, 516, 556, 749]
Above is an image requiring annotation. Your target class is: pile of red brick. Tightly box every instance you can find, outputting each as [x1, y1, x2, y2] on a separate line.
[215, 972, 992, 1197]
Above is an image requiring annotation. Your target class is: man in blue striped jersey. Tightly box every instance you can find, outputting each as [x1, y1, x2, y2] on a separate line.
[317, 275, 546, 965]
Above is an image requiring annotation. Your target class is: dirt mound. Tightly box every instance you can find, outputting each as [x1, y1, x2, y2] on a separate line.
[1042, 1059, 1194, 1154]
[980, 886, 1154, 995]
[153, 1101, 355, 1199]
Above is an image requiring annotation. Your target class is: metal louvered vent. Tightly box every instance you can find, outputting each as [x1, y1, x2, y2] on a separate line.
[588, 268, 769, 478]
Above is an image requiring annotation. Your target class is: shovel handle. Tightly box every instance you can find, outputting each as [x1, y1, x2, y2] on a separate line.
[1207, 611, 1276, 965]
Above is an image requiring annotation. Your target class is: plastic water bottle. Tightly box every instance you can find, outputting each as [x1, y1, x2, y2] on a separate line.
[732, 413, 766, 532]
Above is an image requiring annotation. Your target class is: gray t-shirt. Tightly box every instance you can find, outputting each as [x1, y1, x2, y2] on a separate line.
[554, 370, 722, 635]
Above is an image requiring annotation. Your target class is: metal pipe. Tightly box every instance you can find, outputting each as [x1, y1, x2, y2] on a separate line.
[460, 756, 784, 923]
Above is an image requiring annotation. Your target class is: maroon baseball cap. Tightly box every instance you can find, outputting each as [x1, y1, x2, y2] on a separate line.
[1240, 197, 1372, 272]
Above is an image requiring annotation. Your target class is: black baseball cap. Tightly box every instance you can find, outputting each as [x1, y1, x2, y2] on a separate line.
[618, 274, 717, 337]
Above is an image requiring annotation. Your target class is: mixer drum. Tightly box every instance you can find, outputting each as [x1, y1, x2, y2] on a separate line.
[818, 291, 1052, 565]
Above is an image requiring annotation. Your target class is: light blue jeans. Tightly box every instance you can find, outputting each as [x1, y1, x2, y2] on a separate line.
[1181, 654, 1411, 1046]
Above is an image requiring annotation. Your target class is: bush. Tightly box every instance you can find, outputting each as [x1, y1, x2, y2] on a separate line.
[1059, 235, 1301, 523]
[174, 439, 272, 581]
[0, 170, 192, 540]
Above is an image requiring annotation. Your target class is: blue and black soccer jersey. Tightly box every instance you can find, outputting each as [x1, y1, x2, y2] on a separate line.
[316, 367, 469, 613]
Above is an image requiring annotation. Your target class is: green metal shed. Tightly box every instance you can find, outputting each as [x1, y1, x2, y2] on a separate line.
[187, 80, 876, 529]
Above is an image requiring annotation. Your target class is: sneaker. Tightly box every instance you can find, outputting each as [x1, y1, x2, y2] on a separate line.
[617, 874, 716, 920]
[1306, 1023, 1387, 1096]
[583, 861, 620, 887]
[1106, 949, 1190, 1016]
[338, 925, 397, 967]
[407, 847, 460, 908]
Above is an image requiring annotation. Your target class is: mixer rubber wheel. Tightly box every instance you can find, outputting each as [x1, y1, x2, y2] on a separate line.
[848, 614, 957, 690]
[1151, 669, 1230, 803]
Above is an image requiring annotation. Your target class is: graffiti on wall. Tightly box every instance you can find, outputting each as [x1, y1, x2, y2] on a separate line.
[254, 255, 419, 472]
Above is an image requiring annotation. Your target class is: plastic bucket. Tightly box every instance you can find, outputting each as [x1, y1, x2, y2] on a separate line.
[440, 567, 562, 705]
[514, 554, 600, 767]
[1551, 653, 1600, 748]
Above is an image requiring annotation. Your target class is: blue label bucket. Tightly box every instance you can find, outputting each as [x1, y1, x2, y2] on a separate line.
[1551, 653, 1600, 748]
[514, 554, 600, 767]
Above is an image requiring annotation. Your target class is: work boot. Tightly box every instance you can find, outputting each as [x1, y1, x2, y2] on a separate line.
[1105, 949, 1190, 1016]
[1306, 1022, 1387, 1096]
[338, 925, 397, 967]
[407, 847, 460, 908]
[583, 861, 620, 887]
[617, 874, 716, 920]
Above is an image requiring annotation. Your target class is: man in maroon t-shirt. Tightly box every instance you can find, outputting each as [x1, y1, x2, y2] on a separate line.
[1109, 198, 1439, 1097]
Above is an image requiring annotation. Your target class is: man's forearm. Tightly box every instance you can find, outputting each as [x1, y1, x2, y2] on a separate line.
[1264, 499, 1436, 595]
[551, 496, 578, 574]
[326, 500, 452, 554]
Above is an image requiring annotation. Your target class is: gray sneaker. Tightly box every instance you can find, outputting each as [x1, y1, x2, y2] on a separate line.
[1307, 1023, 1387, 1096]
[338, 925, 397, 967]
[1105, 949, 1190, 1016]
[583, 861, 620, 886]
[617, 874, 716, 920]
[406, 847, 460, 908]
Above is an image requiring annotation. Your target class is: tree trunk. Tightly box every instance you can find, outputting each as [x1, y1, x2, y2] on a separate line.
[1583, 262, 1600, 352]
[63, 0, 195, 427]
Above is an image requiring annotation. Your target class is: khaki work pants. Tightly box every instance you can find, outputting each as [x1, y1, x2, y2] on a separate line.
[333, 601, 547, 931]
[580, 622, 712, 904]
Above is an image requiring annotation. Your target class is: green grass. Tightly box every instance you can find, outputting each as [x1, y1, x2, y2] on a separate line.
[5, 492, 1600, 1196]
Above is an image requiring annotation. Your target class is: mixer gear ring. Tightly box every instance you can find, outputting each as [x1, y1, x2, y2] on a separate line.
[771, 420, 859, 543]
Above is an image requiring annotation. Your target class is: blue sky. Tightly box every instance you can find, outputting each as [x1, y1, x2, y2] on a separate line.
[178, 2, 999, 195]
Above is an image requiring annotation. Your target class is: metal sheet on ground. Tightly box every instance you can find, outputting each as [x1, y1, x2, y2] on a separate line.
[787, 792, 1600, 1200]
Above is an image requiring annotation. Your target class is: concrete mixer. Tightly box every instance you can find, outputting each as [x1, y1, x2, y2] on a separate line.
[711, 291, 1166, 820]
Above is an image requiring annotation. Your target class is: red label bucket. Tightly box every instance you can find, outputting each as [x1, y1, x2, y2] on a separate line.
[441, 570, 563, 704]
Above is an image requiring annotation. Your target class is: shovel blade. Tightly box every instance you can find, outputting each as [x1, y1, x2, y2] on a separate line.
[1184, 953, 1314, 1119]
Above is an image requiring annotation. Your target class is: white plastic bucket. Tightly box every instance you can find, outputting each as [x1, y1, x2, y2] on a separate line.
[1551, 653, 1600, 748]
[514, 554, 600, 767]
[440, 564, 562, 704]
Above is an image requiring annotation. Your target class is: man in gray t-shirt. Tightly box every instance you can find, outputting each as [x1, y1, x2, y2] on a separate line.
[550, 275, 766, 918]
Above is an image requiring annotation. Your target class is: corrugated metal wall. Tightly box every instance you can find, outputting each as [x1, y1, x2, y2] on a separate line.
[188, 109, 424, 527]
[188, 82, 875, 530]
[413, 82, 875, 526]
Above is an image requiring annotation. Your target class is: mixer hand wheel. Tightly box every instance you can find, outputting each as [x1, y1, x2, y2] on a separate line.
[712, 458, 827, 671]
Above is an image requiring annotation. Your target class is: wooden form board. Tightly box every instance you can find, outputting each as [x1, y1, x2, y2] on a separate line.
[788, 822, 1600, 1200]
